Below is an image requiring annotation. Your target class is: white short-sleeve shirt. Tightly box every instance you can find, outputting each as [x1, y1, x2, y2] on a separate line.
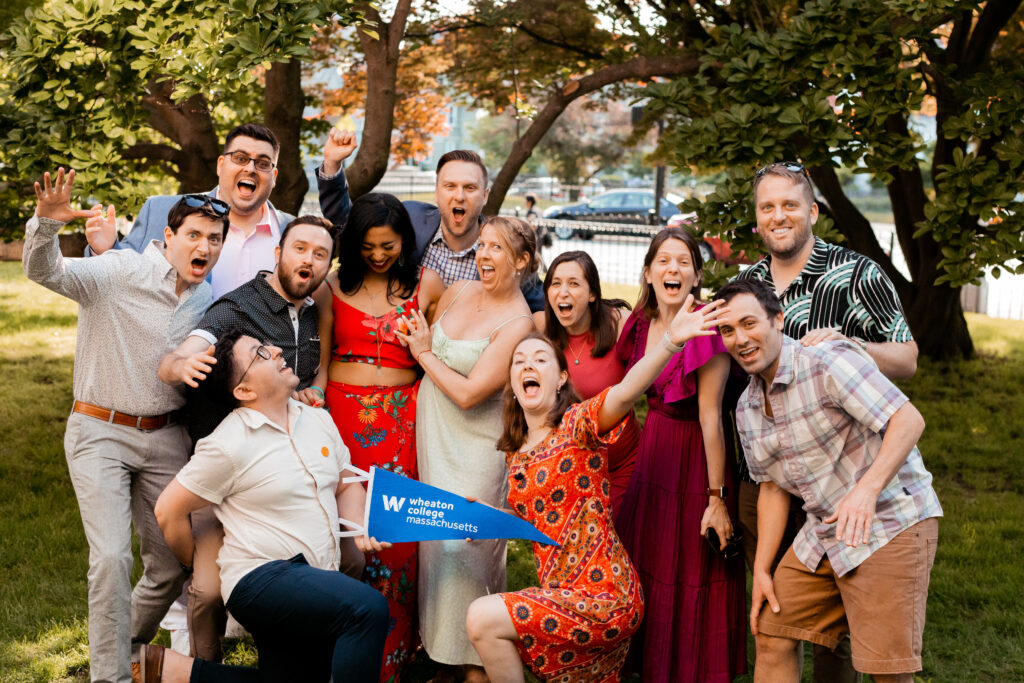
[176, 399, 351, 602]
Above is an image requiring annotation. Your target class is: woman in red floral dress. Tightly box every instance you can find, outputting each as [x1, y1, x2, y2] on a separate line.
[315, 193, 444, 682]
[464, 295, 724, 683]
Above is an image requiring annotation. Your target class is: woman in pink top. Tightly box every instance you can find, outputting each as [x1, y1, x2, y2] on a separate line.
[532, 250, 639, 516]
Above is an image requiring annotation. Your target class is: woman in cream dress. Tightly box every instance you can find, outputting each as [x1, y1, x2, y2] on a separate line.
[398, 216, 537, 682]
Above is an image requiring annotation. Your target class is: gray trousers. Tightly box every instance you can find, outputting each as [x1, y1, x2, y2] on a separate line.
[64, 412, 190, 683]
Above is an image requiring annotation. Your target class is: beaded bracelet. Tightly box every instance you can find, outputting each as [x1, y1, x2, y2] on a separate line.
[661, 332, 685, 354]
[309, 385, 325, 400]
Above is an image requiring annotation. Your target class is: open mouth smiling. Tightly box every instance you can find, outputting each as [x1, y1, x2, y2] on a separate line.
[663, 280, 682, 292]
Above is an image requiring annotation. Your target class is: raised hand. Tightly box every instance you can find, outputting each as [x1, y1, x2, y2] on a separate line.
[667, 295, 724, 346]
[85, 204, 118, 255]
[177, 345, 217, 389]
[322, 126, 358, 176]
[33, 168, 100, 224]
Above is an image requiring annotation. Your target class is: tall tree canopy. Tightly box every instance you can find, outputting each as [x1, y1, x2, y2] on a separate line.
[0, 0, 363, 232]
[636, 0, 1024, 360]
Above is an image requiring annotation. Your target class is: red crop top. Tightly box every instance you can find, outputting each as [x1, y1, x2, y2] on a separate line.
[331, 281, 421, 371]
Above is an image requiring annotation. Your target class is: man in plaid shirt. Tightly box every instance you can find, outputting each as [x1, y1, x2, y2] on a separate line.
[715, 278, 941, 683]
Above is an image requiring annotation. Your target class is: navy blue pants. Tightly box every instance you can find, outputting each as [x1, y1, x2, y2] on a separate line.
[189, 554, 388, 683]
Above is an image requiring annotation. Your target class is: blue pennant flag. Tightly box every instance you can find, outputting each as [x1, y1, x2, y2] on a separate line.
[360, 466, 558, 546]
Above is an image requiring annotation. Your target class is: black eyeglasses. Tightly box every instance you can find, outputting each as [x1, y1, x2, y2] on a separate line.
[224, 150, 276, 173]
[755, 161, 810, 179]
[182, 194, 231, 217]
[236, 343, 272, 388]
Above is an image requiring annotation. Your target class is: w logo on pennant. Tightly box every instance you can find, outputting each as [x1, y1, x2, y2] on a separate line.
[381, 495, 406, 512]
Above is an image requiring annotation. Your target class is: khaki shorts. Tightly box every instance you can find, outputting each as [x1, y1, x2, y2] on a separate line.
[758, 517, 939, 675]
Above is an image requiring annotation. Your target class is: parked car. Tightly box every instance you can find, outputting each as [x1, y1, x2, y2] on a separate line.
[545, 190, 686, 239]
[666, 213, 753, 266]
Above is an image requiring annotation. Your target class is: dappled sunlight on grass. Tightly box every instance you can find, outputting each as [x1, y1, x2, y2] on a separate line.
[0, 620, 90, 683]
[2, 261, 1023, 680]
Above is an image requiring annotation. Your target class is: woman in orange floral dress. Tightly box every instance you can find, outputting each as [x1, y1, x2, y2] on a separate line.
[464, 294, 724, 683]
[316, 193, 444, 682]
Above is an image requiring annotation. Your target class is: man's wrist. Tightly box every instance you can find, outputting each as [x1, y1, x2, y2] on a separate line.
[320, 161, 342, 179]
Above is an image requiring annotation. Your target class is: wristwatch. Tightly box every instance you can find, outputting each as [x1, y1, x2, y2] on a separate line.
[706, 486, 729, 499]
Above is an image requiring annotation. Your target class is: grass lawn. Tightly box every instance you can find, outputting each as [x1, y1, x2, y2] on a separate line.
[1, 260, 1022, 681]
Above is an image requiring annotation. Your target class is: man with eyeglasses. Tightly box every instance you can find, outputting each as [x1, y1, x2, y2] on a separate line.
[23, 169, 228, 683]
[155, 215, 363, 664]
[731, 161, 919, 682]
[141, 329, 389, 682]
[86, 122, 355, 299]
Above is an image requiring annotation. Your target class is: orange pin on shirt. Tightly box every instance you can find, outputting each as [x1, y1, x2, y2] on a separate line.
[321, 446, 330, 458]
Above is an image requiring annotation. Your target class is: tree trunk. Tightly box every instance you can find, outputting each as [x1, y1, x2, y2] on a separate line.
[345, 0, 413, 199]
[483, 55, 700, 215]
[265, 60, 308, 215]
[140, 79, 220, 192]
[904, 281, 974, 360]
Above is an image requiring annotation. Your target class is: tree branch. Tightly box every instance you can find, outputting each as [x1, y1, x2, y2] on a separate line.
[483, 55, 700, 215]
[407, 17, 606, 61]
[963, 0, 1023, 72]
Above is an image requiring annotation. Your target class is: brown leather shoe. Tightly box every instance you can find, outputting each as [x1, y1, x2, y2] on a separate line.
[134, 644, 165, 683]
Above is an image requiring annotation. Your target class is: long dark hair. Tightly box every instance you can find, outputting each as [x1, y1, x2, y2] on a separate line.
[542, 251, 630, 358]
[496, 333, 582, 453]
[337, 193, 418, 301]
[635, 227, 704, 320]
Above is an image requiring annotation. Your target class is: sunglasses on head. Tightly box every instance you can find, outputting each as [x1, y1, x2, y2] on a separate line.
[182, 194, 230, 217]
[755, 161, 811, 179]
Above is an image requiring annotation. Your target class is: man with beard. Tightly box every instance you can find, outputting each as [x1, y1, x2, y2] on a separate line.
[732, 161, 918, 682]
[714, 278, 940, 683]
[156, 215, 364, 663]
[317, 133, 544, 310]
[23, 169, 228, 683]
[87, 123, 356, 299]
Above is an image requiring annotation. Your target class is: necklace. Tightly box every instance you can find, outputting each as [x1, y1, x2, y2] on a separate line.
[566, 339, 586, 365]
[361, 282, 390, 375]
[566, 332, 590, 366]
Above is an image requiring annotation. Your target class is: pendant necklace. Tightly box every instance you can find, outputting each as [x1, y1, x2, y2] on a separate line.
[566, 336, 587, 366]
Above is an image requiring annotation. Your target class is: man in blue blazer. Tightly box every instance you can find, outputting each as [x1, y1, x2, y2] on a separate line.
[317, 132, 543, 311]
[87, 123, 355, 299]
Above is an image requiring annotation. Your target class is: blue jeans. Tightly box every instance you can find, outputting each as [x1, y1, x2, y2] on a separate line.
[190, 555, 388, 683]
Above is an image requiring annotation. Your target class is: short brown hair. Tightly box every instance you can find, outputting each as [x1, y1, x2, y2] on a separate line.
[753, 162, 815, 205]
[280, 215, 335, 250]
[635, 227, 704, 320]
[496, 333, 581, 453]
[482, 216, 539, 276]
[436, 149, 488, 186]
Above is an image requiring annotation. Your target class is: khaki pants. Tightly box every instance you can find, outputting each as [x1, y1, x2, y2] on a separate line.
[64, 413, 190, 683]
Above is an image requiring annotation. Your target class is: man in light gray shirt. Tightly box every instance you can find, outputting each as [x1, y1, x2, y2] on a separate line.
[22, 168, 229, 683]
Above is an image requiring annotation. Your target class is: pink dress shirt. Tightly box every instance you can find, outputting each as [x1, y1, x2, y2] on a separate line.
[209, 199, 280, 299]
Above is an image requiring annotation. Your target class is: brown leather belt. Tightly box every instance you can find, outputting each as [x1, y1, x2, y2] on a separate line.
[72, 400, 172, 431]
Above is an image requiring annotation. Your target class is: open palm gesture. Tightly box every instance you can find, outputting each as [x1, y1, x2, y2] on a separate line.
[33, 168, 99, 224]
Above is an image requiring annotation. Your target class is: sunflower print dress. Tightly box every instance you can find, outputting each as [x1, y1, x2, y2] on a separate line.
[502, 387, 643, 682]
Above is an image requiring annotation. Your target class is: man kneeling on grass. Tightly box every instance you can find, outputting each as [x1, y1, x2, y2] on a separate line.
[714, 279, 942, 683]
[143, 329, 389, 683]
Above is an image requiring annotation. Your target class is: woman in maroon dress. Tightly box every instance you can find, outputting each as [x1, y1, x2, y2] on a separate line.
[464, 294, 724, 683]
[532, 251, 639, 515]
[616, 227, 746, 682]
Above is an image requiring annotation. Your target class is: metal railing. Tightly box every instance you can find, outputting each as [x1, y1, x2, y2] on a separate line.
[529, 217, 663, 287]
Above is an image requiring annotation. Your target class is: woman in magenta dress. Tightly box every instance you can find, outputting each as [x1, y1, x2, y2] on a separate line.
[616, 227, 746, 682]
[315, 193, 444, 682]
[532, 251, 639, 515]
[464, 294, 724, 683]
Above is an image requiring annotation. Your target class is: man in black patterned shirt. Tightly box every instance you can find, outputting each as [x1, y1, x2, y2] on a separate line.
[731, 162, 917, 683]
